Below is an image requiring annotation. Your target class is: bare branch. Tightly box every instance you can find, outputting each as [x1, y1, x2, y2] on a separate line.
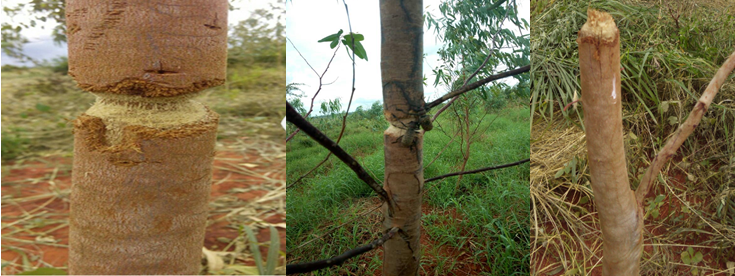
[286, 227, 399, 275]
[286, 39, 341, 142]
[287, 0, 361, 187]
[286, 102, 394, 211]
[425, 158, 530, 183]
[634, 50, 735, 204]
[426, 65, 530, 110]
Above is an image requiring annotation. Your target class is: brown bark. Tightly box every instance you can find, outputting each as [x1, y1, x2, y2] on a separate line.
[70, 109, 218, 274]
[635, 50, 735, 203]
[577, 9, 643, 275]
[67, 0, 227, 274]
[379, 0, 424, 275]
[66, 0, 228, 97]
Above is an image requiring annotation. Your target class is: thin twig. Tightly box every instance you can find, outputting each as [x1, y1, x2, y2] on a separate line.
[425, 158, 530, 183]
[286, 227, 399, 274]
[286, 38, 341, 142]
[287, 0, 360, 186]
[634, 50, 735, 204]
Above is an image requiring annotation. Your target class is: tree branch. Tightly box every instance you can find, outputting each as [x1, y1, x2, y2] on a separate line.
[286, 38, 341, 142]
[425, 158, 530, 183]
[426, 65, 530, 110]
[634, 50, 735, 204]
[286, 102, 394, 211]
[286, 227, 399, 275]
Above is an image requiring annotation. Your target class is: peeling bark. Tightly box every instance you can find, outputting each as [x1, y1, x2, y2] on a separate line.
[577, 9, 643, 275]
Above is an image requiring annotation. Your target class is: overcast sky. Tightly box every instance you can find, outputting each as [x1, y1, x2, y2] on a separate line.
[0, 0, 277, 66]
[286, 0, 529, 114]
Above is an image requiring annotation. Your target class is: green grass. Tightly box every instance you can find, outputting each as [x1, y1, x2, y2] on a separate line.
[287, 104, 530, 275]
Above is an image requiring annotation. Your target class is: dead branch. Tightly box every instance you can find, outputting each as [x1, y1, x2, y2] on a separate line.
[286, 227, 399, 275]
[286, 102, 394, 211]
[634, 50, 735, 204]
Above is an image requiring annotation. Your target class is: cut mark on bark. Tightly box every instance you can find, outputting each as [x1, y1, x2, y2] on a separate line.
[83, 92, 216, 147]
[203, 24, 221, 30]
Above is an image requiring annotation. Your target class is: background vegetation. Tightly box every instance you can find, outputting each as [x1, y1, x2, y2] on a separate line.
[530, 0, 735, 274]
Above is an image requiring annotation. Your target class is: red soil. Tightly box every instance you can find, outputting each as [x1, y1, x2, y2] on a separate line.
[1, 142, 285, 275]
[533, 162, 734, 275]
[368, 203, 490, 276]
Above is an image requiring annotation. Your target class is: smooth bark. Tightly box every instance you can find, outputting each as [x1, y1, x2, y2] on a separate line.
[577, 9, 643, 275]
[379, 0, 424, 275]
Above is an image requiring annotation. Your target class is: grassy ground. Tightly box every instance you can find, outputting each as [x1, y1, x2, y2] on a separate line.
[286, 102, 531, 275]
[531, 0, 735, 275]
[1, 64, 287, 275]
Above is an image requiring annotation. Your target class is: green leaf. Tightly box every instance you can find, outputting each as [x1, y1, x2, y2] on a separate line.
[349, 33, 364, 41]
[554, 168, 565, 179]
[35, 103, 51, 112]
[265, 226, 280, 274]
[330, 39, 339, 49]
[352, 41, 368, 61]
[578, 196, 589, 205]
[681, 251, 691, 264]
[17, 268, 67, 275]
[317, 29, 343, 43]
[342, 39, 368, 61]
[242, 226, 264, 274]
[692, 251, 703, 264]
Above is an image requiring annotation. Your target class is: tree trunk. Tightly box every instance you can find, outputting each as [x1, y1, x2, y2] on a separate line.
[379, 0, 424, 275]
[66, 0, 227, 274]
[577, 9, 643, 275]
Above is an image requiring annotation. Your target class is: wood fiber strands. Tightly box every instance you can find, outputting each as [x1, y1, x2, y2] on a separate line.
[578, 9, 643, 276]
[67, 0, 227, 274]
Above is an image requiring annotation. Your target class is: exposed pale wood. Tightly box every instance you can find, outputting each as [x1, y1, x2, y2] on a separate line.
[577, 9, 643, 276]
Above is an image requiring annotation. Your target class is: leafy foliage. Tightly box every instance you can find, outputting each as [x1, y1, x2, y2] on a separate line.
[317, 29, 368, 61]
[426, 0, 530, 98]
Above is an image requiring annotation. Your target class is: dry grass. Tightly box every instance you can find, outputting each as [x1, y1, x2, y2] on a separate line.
[531, 109, 735, 275]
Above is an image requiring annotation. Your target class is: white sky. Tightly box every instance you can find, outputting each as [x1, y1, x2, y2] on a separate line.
[0, 0, 276, 65]
[286, 0, 529, 113]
